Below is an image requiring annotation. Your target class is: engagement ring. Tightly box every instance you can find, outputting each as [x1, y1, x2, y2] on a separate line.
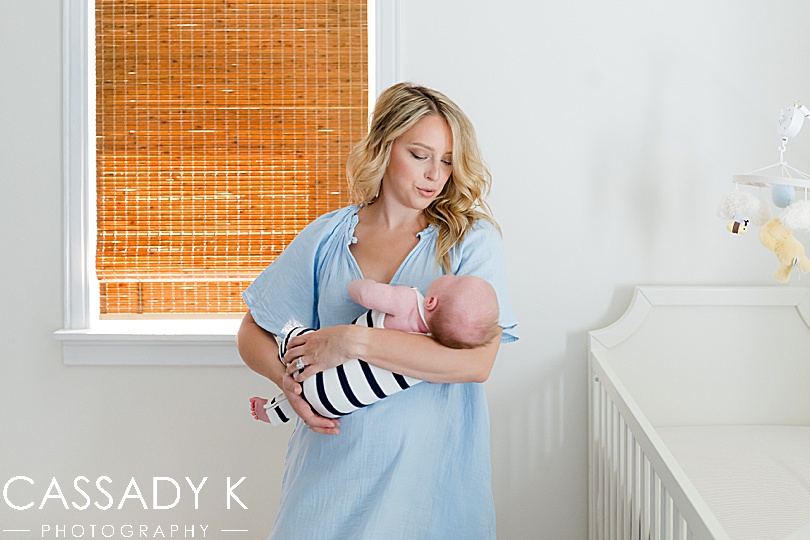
[296, 357, 305, 370]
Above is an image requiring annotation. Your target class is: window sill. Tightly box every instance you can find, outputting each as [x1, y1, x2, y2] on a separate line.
[54, 319, 243, 366]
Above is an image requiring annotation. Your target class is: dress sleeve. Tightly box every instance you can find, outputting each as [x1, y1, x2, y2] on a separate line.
[450, 220, 519, 343]
[242, 209, 345, 336]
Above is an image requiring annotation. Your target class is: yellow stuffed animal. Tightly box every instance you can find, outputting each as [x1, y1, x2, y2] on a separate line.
[759, 218, 810, 282]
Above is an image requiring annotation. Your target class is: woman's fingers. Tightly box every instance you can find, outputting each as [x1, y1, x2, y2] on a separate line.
[284, 333, 314, 379]
[284, 353, 316, 381]
[284, 326, 356, 376]
[282, 373, 340, 435]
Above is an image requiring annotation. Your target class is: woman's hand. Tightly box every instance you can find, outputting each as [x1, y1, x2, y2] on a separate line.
[281, 371, 341, 435]
[284, 325, 362, 382]
[237, 311, 341, 435]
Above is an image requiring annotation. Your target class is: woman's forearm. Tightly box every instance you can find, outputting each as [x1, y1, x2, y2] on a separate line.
[236, 310, 285, 387]
[238, 311, 341, 433]
[354, 325, 501, 384]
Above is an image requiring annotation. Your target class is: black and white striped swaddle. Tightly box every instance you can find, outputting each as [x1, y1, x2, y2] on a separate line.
[265, 311, 423, 424]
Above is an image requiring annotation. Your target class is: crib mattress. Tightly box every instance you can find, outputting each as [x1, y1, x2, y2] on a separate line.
[656, 425, 810, 540]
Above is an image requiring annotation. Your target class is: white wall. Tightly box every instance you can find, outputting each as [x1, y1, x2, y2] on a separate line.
[2, 1, 810, 539]
[1, 2, 288, 535]
[399, 1, 810, 538]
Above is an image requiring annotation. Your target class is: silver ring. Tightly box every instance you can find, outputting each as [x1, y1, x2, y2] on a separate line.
[296, 357, 305, 370]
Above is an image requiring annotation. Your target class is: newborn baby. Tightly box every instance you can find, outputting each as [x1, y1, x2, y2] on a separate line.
[251, 274, 500, 424]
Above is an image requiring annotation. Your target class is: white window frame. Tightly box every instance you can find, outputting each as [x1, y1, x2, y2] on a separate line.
[55, 0, 400, 365]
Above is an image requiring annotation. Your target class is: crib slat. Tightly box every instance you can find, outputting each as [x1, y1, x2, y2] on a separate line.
[626, 423, 635, 539]
[646, 455, 653, 539]
[619, 416, 630, 538]
[672, 508, 682, 540]
[650, 471, 663, 540]
[610, 400, 618, 540]
[594, 382, 599, 540]
[666, 491, 678, 540]
[632, 440, 642, 540]
[606, 398, 613, 540]
[673, 508, 680, 540]
[616, 415, 627, 538]
[658, 477, 672, 540]
[601, 384, 609, 540]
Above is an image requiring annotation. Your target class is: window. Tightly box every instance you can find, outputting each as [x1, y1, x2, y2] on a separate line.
[96, 0, 367, 317]
[56, 0, 399, 365]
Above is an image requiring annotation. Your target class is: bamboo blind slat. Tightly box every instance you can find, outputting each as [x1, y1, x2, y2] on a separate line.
[95, 0, 367, 316]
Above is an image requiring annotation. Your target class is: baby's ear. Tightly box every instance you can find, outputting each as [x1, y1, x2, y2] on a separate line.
[424, 296, 438, 311]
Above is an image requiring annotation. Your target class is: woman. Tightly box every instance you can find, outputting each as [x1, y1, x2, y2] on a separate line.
[237, 82, 518, 539]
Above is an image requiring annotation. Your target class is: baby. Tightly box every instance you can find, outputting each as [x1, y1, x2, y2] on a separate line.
[250, 274, 500, 425]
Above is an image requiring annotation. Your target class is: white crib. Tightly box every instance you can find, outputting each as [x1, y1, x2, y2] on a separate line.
[588, 286, 810, 540]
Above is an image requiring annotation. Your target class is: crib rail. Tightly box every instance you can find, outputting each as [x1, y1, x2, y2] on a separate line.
[588, 352, 729, 540]
[588, 286, 810, 540]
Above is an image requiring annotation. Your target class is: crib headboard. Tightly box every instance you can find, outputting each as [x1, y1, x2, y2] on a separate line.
[590, 287, 810, 427]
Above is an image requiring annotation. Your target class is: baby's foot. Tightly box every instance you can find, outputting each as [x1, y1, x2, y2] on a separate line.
[250, 397, 270, 423]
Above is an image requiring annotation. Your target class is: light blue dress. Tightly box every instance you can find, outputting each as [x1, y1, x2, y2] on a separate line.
[243, 205, 518, 540]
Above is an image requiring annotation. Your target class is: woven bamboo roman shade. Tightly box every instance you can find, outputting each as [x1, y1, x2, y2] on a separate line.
[95, 0, 367, 316]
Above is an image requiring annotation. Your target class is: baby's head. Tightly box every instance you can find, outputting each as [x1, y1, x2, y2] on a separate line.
[423, 275, 500, 349]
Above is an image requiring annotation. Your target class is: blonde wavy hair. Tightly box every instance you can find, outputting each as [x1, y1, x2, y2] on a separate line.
[346, 82, 498, 272]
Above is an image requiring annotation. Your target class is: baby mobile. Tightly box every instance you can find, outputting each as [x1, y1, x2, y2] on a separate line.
[717, 100, 810, 282]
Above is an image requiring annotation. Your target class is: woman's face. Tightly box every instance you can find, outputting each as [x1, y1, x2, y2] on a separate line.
[380, 115, 453, 212]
